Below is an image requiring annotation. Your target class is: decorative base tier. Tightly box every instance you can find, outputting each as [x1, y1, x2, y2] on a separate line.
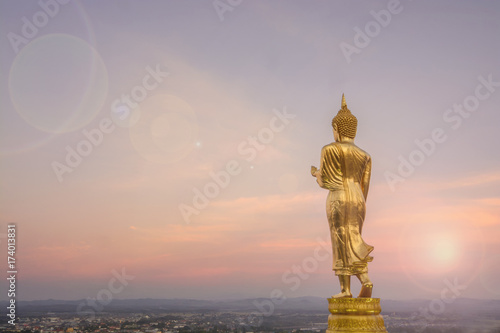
[326, 298, 388, 333]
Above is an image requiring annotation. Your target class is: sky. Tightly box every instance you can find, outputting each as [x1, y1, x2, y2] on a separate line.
[0, 0, 499, 303]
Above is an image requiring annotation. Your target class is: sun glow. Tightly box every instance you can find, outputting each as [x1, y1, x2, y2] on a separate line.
[428, 236, 459, 266]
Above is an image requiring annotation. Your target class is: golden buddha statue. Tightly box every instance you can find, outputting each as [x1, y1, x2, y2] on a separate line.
[311, 94, 374, 298]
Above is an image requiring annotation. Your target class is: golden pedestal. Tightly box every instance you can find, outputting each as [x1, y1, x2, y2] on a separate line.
[326, 298, 388, 333]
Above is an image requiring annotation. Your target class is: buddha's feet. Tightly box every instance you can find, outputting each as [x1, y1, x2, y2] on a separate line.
[332, 291, 352, 298]
[358, 283, 373, 298]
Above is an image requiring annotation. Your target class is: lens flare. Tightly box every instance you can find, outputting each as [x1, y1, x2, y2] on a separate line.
[8, 33, 108, 134]
[129, 94, 198, 164]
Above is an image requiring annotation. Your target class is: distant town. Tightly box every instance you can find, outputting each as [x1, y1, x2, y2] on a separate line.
[1, 297, 499, 333]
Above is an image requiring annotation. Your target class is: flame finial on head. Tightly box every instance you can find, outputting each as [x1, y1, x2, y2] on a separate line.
[341, 93, 347, 108]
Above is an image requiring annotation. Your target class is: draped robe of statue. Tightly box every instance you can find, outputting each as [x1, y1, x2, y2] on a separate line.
[315, 141, 373, 276]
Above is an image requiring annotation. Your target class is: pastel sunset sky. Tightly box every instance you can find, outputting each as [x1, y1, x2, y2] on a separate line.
[1, 0, 499, 302]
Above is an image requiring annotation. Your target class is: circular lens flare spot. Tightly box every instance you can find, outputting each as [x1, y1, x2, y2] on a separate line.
[129, 94, 198, 164]
[8, 33, 108, 133]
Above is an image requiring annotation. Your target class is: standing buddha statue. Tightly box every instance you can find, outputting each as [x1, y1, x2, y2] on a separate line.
[311, 94, 374, 298]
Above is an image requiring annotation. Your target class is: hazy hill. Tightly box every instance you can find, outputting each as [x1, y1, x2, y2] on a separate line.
[1, 297, 499, 317]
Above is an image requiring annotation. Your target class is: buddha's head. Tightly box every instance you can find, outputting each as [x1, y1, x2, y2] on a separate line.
[332, 94, 357, 141]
